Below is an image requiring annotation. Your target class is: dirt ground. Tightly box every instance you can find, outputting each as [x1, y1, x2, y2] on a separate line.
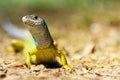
[0, 21, 120, 80]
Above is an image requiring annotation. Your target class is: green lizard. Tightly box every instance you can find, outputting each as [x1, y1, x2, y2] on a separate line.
[19, 15, 71, 69]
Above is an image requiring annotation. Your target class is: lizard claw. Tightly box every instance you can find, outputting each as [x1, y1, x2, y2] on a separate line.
[63, 65, 71, 70]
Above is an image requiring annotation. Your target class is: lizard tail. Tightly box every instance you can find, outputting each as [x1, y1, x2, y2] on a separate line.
[1, 20, 31, 40]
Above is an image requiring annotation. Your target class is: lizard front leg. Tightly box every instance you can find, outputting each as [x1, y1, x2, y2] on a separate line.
[25, 48, 37, 67]
[26, 52, 32, 67]
[57, 50, 71, 69]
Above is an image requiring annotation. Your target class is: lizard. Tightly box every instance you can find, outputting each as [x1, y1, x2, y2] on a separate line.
[20, 15, 71, 69]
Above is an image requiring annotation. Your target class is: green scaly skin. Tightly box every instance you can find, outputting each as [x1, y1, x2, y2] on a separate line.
[21, 15, 71, 69]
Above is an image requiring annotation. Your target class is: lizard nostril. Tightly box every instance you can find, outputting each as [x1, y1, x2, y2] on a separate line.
[34, 16, 38, 19]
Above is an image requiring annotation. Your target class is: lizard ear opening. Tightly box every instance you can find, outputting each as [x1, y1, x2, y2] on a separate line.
[34, 16, 38, 19]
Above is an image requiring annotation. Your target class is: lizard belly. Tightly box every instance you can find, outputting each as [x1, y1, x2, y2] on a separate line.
[34, 47, 57, 64]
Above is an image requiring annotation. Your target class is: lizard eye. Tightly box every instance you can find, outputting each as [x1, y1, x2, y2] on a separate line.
[34, 16, 38, 19]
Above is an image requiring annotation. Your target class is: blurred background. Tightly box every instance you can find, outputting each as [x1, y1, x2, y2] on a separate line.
[1, 0, 120, 53]
[0, 0, 120, 28]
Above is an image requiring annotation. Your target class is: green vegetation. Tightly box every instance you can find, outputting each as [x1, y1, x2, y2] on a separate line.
[0, 0, 118, 9]
[0, 0, 120, 28]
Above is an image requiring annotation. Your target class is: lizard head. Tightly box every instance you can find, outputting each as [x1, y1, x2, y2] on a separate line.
[22, 15, 45, 27]
[22, 15, 53, 46]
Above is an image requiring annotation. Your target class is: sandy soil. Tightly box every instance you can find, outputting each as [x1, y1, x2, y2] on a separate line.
[0, 22, 120, 80]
